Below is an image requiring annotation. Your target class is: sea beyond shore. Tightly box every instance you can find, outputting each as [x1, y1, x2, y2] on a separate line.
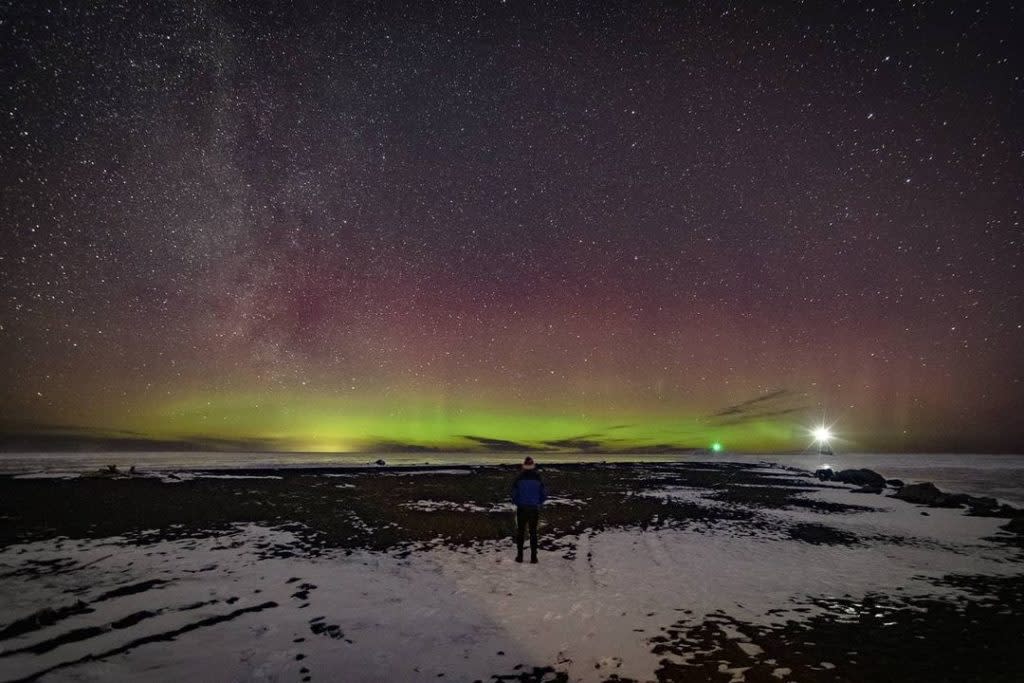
[1, 460, 1022, 682]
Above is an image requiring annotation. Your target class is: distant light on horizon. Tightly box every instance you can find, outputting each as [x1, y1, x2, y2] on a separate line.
[711, 442, 723, 453]
[813, 427, 833, 443]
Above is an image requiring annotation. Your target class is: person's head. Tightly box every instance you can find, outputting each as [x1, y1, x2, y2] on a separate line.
[521, 456, 536, 470]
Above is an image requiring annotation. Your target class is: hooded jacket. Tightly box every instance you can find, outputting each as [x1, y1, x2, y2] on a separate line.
[511, 469, 547, 508]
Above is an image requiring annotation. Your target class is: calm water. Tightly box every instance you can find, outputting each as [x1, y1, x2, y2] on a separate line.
[3, 451, 1023, 506]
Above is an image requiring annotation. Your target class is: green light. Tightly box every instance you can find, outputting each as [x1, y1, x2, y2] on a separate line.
[97, 389, 801, 453]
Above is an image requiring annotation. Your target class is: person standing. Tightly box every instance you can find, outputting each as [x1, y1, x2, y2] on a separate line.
[511, 456, 546, 563]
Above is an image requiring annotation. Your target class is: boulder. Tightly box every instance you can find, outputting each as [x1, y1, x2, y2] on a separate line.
[886, 479, 905, 488]
[814, 467, 834, 481]
[946, 493, 971, 506]
[892, 482, 963, 508]
[1001, 518, 1024, 535]
[966, 499, 1020, 518]
[833, 468, 886, 488]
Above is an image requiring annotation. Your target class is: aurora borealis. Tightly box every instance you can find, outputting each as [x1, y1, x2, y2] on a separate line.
[1, 2, 1021, 454]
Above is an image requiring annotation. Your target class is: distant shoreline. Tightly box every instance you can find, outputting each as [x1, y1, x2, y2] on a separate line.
[4, 453, 1024, 508]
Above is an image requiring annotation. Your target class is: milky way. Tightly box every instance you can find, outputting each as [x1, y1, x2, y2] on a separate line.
[1, 1, 1021, 453]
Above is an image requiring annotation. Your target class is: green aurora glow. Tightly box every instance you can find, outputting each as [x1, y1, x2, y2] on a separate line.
[101, 393, 795, 453]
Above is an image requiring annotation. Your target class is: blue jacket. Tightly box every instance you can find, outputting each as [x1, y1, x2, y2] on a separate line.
[511, 470, 546, 508]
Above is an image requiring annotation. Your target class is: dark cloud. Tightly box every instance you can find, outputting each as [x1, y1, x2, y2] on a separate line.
[626, 443, 697, 454]
[712, 389, 791, 418]
[542, 437, 605, 451]
[706, 389, 807, 427]
[459, 435, 547, 452]
[713, 407, 805, 427]
[0, 421, 289, 452]
[358, 440, 445, 453]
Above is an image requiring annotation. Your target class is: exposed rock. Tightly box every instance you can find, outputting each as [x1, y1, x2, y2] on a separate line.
[788, 522, 859, 546]
[970, 502, 1022, 518]
[892, 482, 963, 508]
[833, 468, 885, 488]
[814, 467, 834, 481]
[886, 479, 905, 488]
[968, 496, 998, 510]
[1001, 518, 1024, 535]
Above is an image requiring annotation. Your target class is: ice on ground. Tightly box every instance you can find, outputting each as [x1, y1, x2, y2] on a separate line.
[387, 469, 474, 476]
[10, 472, 78, 480]
[402, 496, 585, 513]
[196, 474, 284, 480]
[151, 472, 285, 483]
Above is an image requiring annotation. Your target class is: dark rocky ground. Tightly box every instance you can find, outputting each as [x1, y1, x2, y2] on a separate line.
[2, 461, 1022, 682]
[645, 572, 1024, 683]
[0, 463, 867, 554]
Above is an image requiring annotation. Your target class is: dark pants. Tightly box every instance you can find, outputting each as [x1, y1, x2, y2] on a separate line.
[516, 506, 539, 556]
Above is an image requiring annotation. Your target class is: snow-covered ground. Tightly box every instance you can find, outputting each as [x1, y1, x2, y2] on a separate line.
[0, 481, 1019, 683]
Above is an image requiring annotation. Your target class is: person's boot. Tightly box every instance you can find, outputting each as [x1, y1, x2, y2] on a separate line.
[515, 550, 523, 563]
[530, 551, 538, 564]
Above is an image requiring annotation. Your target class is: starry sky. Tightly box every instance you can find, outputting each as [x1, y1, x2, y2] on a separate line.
[1, 1, 1021, 454]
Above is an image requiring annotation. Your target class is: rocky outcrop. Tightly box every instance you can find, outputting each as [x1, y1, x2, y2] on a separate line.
[893, 483, 1019, 515]
[815, 467, 834, 481]
[886, 479, 905, 488]
[833, 468, 886, 488]
[892, 482, 965, 507]
[1001, 518, 1024, 535]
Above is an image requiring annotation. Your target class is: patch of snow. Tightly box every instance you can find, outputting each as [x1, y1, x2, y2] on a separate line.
[156, 473, 285, 482]
[198, 474, 284, 480]
[402, 497, 585, 513]
[388, 469, 474, 476]
[10, 472, 79, 480]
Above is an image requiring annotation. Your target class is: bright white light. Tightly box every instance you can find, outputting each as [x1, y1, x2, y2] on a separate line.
[813, 426, 832, 443]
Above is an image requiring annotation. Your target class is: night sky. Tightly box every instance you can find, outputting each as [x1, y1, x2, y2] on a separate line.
[2, 1, 1021, 454]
